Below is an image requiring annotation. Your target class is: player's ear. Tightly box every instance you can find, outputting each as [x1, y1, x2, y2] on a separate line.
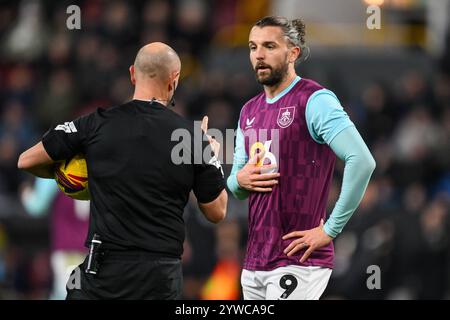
[129, 65, 136, 85]
[289, 46, 301, 64]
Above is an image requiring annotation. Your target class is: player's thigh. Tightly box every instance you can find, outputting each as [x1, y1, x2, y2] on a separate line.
[265, 266, 307, 300]
[241, 269, 265, 300]
[265, 266, 332, 300]
[305, 267, 332, 300]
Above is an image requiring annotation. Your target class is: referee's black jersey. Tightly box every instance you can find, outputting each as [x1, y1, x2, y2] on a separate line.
[42, 99, 225, 258]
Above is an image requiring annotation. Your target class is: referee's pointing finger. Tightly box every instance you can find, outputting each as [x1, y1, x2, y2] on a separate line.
[201, 116, 208, 133]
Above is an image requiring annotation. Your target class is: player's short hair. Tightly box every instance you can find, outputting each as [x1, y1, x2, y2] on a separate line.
[254, 16, 310, 63]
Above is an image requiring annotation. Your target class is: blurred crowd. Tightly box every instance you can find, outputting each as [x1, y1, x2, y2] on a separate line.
[0, 0, 449, 299]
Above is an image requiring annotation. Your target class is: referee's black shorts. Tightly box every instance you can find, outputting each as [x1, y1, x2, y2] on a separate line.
[66, 250, 182, 300]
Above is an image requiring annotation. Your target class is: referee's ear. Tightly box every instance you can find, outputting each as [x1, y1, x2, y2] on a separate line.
[129, 65, 136, 85]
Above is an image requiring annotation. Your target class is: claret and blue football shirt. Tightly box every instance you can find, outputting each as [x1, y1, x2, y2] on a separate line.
[228, 76, 354, 270]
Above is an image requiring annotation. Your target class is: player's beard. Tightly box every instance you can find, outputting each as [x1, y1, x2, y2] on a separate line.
[254, 61, 289, 87]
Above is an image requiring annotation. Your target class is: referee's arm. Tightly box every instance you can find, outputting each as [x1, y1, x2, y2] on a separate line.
[198, 189, 228, 224]
[19, 113, 93, 178]
[18, 141, 55, 178]
[194, 117, 228, 223]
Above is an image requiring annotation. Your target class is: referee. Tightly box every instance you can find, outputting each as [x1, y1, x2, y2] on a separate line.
[17, 42, 228, 299]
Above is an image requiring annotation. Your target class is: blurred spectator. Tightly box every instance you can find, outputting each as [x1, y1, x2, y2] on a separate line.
[142, 0, 171, 28]
[20, 178, 88, 299]
[358, 82, 396, 143]
[0, 136, 22, 196]
[3, 0, 47, 61]
[200, 219, 242, 300]
[37, 69, 77, 129]
[0, 99, 36, 151]
[182, 196, 218, 299]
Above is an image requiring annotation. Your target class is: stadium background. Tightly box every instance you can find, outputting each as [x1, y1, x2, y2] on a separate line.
[0, 0, 449, 299]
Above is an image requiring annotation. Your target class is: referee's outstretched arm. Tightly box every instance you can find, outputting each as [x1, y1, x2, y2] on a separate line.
[196, 116, 228, 224]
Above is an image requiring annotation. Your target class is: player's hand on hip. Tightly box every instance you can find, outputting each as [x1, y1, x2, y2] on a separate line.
[201, 116, 220, 158]
[236, 151, 280, 193]
[282, 219, 333, 263]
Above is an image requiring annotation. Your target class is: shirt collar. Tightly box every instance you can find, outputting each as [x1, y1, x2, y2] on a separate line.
[265, 76, 301, 104]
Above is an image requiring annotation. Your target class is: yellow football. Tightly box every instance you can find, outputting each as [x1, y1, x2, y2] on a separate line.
[54, 154, 90, 200]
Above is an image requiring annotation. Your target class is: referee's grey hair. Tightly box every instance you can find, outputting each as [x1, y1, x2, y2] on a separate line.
[254, 16, 310, 64]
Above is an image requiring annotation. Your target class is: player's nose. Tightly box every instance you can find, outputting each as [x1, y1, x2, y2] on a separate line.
[253, 47, 265, 60]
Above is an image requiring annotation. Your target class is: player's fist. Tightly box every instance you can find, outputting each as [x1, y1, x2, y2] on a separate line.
[236, 151, 280, 193]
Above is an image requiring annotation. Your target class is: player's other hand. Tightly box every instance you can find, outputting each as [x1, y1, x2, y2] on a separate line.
[236, 151, 280, 193]
[282, 219, 333, 263]
[201, 116, 220, 158]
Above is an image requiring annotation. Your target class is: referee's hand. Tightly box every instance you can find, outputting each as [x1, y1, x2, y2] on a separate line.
[201, 116, 220, 158]
[236, 152, 280, 193]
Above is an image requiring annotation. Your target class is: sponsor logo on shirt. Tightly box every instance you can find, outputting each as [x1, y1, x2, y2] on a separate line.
[55, 121, 78, 133]
[208, 155, 224, 177]
[245, 117, 255, 129]
[249, 140, 278, 174]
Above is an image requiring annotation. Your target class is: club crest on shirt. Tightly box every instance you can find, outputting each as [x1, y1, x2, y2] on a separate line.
[277, 106, 295, 128]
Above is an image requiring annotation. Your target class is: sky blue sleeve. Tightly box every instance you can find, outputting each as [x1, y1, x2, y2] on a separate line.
[22, 178, 58, 217]
[323, 126, 376, 238]
[305, 89, 354, 145]
[226, 119, 249, 200]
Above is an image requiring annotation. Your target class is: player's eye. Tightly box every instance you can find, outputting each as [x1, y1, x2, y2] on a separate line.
[249, 45, 256, 51]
